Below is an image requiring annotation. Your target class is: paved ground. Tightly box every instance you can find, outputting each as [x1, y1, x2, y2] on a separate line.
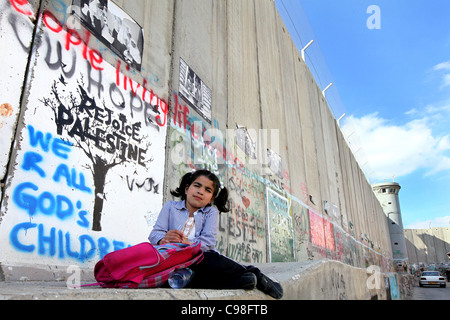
[411, 282, 450, 300]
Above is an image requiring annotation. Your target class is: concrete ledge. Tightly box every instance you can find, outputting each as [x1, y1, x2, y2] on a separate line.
[0, 280, 269, 300]
[0, 259, 392, 300]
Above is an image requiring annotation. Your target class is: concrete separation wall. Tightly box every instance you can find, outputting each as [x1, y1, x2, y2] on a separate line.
[0, 0, 396, 297]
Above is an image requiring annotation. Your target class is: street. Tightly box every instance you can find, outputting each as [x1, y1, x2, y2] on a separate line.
[411, 282, 450, 300]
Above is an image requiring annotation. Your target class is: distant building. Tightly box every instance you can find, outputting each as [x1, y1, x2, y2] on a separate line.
[373, 182, 408, 268]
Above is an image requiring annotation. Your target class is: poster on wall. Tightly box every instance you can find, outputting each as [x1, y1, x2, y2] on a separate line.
[179, 58, 212, 124]
[267, 148, 282, 178]
[71, 0, 144, 71]
[266, 188, 294, 262]
[236, 126, 256, 159]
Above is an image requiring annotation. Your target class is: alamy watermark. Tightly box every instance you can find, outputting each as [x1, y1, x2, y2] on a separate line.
[367, 5, 381, 30]
[366, 265, 383, 290]
[66, 265, 81, 289]
[170, 121, 281, 170]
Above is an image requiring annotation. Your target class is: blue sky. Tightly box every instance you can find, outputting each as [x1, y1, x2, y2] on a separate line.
[276, 0, 450, 229]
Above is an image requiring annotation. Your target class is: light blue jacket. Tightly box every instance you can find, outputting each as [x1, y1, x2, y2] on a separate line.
[148, 200, 219, 251]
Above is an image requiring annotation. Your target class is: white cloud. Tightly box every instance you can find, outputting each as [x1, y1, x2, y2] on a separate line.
[432, 60, 450, 88]
[442, 74, 450, 88]
[340, 112, 450, 181]
[433, 61, 450, 71]
[405, 108, 418, 116]
[405, 216, 450, 229]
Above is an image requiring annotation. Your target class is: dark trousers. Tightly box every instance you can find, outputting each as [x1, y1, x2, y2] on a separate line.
[188, 250, 262, 289]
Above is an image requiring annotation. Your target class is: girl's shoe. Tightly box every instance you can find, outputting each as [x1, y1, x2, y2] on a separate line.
[238, 272, 257, 290]
[257, 274, 283, 299]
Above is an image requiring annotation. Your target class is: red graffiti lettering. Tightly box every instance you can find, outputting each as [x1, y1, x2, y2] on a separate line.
[42, 10, 63, 33]
[115, 60, 168, 128]
[10, 0, 32, 16]
[156, 98, 168, 127]
[173, 94, 190, 131]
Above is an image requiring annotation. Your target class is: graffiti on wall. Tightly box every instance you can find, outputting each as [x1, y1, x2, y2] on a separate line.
[267, 188, 294, 262]
[309, 209, 335, 250]
[291, 198, 310, 261]
[40, 77, 153, 231]
[223, 166, 266, 263]
[389, 274, 400, 300]
[0, 3, 167, 266]
[10, 124, 131, 262]
[166, 90, 391, 267]
[168, 103, 267, 263]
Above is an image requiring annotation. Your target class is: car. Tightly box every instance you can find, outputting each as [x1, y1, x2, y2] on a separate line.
[419, 271, 446, 288]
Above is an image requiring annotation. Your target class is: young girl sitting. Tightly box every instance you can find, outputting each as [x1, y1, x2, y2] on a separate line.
[148, 169, 283, 299]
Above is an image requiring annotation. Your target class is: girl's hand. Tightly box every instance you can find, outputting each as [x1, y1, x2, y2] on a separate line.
[163, 229, 185, 243]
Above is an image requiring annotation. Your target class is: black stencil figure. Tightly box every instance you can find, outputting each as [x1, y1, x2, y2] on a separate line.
[41, 74, 153, 231]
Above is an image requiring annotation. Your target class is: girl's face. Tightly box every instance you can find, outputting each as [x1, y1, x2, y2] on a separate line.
[185, 175, 215, 213]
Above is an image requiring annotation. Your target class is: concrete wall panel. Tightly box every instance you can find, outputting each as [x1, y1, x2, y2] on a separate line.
[0, 0, 40, 184]
[405, 228, 450, 265]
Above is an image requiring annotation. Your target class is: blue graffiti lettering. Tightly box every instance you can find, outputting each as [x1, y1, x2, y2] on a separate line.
[27, 124, 72, 158]
[52, 163, 92, 193]
[38, 224, 56, 256]
[28, 125, 52, 152]
[38, 191, 56, 215]
[52, 137, 72, 159]
[56, 195, 74, 219]
[22, 152, 46, 177]
[65, 231, 79, 259]
[76, 200, 89, 228]
[58, 230, 64, 258]
[13, 182, 39, 216]
[9, 222, 37, 253]
[79, 235, 96, 262]
[13, 182, 74, 220]
[10, 223, 130, 262]
[98, 237, 110, 258]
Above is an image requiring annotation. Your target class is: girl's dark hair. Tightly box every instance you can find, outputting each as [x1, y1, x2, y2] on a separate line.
[171, 169, 230, 213]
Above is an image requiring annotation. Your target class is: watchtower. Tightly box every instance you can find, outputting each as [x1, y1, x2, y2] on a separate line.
[372, 181, 408, 267]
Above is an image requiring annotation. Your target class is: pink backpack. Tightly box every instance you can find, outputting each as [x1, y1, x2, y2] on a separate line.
[92, 240, 203, 288]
